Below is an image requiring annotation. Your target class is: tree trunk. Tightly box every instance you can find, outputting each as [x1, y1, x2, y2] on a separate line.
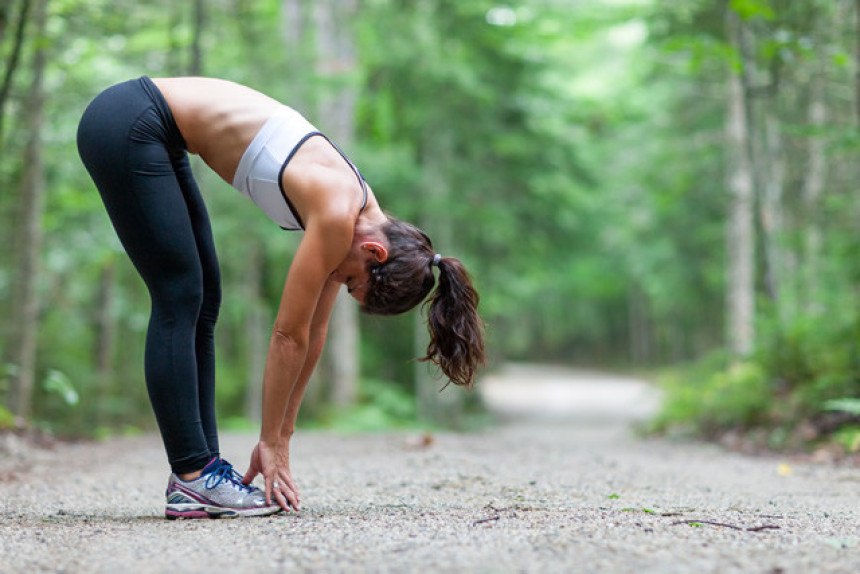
[759, 108, 787, 320]
[0, 0, 31, 146]
[314, 0, 360, 408]
[415, 128, 464, 427]
[802, 68, 827, 312]
[627, 283, 650, 364]
[282, 0, 312, 108]
[0, 0, 13, 43]
[94, 260, 117, 426]
[280, 0, 329, 416]
[725, 10, 755, 357]
[856, 0, 860, 124]
[165, 2, 181, 76]
[737, 12, 787, 323]
[283, 0, 303, 48]
[189, 0, 205, 76]
[7, 0, 46, 419]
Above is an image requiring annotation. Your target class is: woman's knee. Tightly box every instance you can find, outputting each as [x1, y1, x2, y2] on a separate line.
[150, 272, 204, 320]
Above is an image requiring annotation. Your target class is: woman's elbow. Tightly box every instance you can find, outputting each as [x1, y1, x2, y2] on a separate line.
[270, 328, 309, 354]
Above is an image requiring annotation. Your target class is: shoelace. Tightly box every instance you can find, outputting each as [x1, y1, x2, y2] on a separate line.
[204, 460, 253, 493]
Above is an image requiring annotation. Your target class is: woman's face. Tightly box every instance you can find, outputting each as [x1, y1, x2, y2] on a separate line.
[330, 256, 371, 303]
[329, 241, 388, 303]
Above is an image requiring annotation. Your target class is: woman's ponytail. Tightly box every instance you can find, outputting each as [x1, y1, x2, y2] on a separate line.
[420, 256, 486, 389]
[363, 216, 486, 388]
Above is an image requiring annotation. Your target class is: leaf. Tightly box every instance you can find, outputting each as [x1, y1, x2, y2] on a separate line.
[0, 405, 15, 430]
[832, 52, 850, 68]
[824, 399, 860, 416]
[43, 370, 79, 407]
[729, 0, 776, 21]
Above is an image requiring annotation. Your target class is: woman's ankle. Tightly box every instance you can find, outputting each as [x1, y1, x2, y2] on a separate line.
[178, 469, 203, 481]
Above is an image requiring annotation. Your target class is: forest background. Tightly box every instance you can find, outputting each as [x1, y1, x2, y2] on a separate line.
[1, 0, 858, 453]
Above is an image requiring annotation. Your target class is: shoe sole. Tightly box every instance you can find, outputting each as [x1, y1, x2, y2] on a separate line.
[165, 503, 282, 520]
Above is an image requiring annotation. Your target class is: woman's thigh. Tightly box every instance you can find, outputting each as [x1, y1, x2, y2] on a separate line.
[78, 81, 204, 299]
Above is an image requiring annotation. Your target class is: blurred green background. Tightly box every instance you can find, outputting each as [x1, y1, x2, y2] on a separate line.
[1, 0, 858, 451]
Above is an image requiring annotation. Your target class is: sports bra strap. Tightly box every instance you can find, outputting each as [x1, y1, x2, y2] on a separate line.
[313, 132, 368, 212]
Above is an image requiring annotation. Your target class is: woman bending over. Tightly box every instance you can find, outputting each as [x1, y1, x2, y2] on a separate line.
[77, 76, 485, 519]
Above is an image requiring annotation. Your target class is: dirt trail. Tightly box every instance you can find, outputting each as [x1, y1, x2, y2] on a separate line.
[1, 364, 858, 573]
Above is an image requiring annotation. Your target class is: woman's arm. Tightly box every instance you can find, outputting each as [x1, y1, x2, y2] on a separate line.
[253, 280, 340, 511]
[244, 210, 353, 510]
[259, 218, 351, 443]
[280, 278, 341, 439]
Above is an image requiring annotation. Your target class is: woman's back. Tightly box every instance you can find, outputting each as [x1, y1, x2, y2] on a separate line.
[152, 77, 283, 183]
[152, 77, 367, 225]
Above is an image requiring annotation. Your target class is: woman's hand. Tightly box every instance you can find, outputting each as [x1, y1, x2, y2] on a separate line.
[243, 441, 300, 511]
[246, 220, 349, 514]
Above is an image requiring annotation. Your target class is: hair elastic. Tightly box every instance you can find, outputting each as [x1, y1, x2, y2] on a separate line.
[431, 253, 442, 267]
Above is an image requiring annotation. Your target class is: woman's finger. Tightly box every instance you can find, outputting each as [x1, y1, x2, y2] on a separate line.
[274, 474, 300, 511]
[273, 486, 291, 512]
[242, 463, 259, 486]
[264, 473, 277, 507]
[242, 446, 258, 486]
[285, 488, 300, 511]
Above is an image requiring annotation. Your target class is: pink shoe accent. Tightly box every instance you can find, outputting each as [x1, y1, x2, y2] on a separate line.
[165, 509, 211, 519]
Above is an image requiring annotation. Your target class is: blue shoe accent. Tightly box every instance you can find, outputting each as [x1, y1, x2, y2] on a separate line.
[166, 492, 194, 505]
[204, 459, 254, 493]
[164, 457, 280, 519]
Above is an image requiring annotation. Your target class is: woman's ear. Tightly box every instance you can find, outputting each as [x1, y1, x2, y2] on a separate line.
[362, 241, 388, 263]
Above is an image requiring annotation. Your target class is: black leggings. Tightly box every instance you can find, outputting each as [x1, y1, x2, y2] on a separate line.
[77, 77, 220, 474]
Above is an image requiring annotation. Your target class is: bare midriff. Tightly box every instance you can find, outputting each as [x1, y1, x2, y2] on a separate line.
[152, 77, 283, 183]
[151, 77, 373, 223]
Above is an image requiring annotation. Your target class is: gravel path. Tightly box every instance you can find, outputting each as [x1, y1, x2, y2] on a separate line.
[1, 365, 858, 573]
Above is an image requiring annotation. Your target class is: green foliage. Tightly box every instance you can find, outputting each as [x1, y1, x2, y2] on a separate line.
[219, 417, 260, 433]
[307, 378, 421, 433]
[654, 356, 772, 436]
[825, 399, 860, 417]
[831, 425, 860, 453]
[654, 311, 860, 445]
[756, 312, 860, 417]
[0, 404, 14, 430]
[42, 370, 79, 407]
[730, 0, 776, 21]
[638, 0, 860, 451]
[92, 424, 143, 441]
[1, 0, 858, 441]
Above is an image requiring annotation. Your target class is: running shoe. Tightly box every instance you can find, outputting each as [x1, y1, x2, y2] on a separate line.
[165, 457, 281, 519]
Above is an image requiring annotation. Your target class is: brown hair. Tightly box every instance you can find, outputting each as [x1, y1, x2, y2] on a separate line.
[362, 217, 486, 388]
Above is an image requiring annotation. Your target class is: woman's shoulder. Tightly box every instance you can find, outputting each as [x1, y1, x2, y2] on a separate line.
[285, 149, 369, 226]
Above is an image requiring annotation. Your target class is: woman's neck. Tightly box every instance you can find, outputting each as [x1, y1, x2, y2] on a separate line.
[354, 204, 388, 238]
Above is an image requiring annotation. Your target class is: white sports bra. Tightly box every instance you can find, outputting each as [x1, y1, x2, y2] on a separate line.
[231, 105, 367, 230]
